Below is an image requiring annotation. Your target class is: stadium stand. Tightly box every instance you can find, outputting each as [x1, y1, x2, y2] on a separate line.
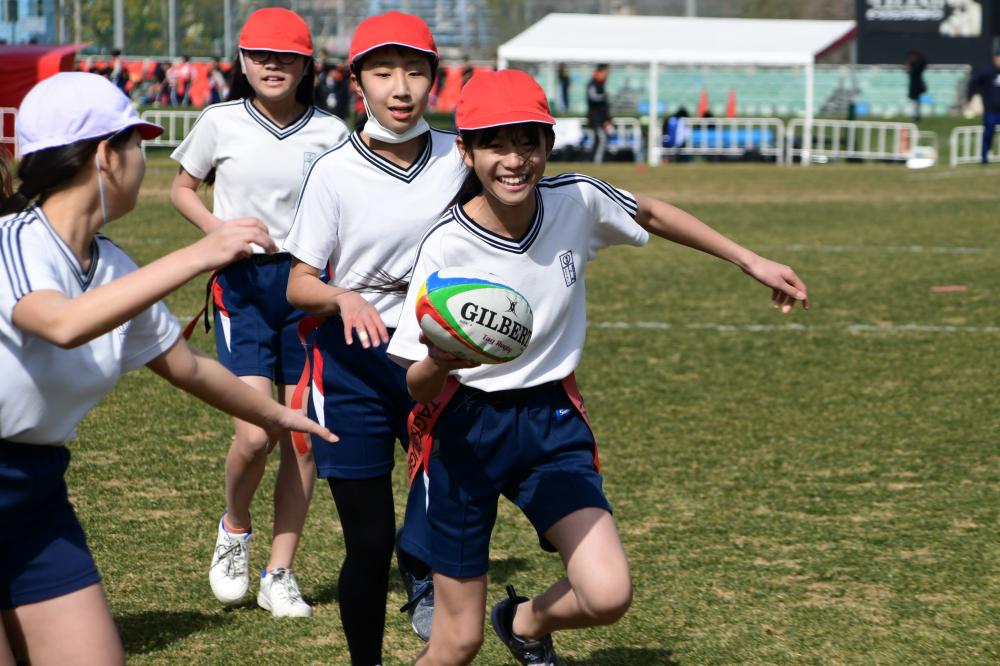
[546, 63, 968, 119]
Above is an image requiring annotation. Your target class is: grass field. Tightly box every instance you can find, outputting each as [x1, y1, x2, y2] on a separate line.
[70, 153, 1000, 664]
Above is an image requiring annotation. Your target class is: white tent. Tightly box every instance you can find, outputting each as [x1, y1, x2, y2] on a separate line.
[496, 13, 858, 165]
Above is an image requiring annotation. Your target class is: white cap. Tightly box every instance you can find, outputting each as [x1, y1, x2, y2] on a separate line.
[17, 72, 163, 156]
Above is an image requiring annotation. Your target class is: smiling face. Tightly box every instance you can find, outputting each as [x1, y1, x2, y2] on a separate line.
[353, 46, 434, 134]
[241, 49, 310, 104]
[459, 124, 552, 210]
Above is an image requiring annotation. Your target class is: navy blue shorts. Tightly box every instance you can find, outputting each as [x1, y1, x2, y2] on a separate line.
[396, 382, 610, 579]
[212, 254, 308, 385]
[0, 442, 101, 609]
[306, 319, 412, 479]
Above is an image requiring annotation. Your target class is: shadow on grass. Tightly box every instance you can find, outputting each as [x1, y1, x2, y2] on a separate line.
[116, 610, 231, 655]
[563, 647, 680, 665]
[488, 556, 530, 584]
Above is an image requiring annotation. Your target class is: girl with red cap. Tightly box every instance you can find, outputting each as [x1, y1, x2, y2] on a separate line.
[283, 9, 467, 660]
[169, 8, 348, 618]
[0, 72, 335, 666]
[385, 69, 809, 665]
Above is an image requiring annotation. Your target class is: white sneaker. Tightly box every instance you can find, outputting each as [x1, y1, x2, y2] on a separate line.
[208, 516, 251, 605]
[257, 568, 313, 618]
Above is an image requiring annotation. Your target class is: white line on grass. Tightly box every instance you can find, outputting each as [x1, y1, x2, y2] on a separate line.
[591, 321, 1000, 334]
[772, 244, 986, 255]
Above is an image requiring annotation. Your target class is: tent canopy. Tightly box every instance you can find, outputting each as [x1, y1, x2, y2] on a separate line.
[0, 44, 86, 108]
[497, 14, 857, 67]
[497, 14, 857, 165]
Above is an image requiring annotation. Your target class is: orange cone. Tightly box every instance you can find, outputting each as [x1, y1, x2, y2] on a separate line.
[697, 87, 709, 117]
[726, 88, 737, 117]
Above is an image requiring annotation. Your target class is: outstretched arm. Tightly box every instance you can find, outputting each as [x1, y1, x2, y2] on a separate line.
[12, 220, 277, 348]
[147, 339, 337, 449]
[286, 259, 389, 348]
[634, 195, 808, 313]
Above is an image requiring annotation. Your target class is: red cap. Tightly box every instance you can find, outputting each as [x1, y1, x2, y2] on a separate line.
[455, 70, 555, 131]
[349, 11, 437, 65]
[239, 8, 313, 56]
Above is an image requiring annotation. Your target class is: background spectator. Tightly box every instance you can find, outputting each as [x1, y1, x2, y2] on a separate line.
[586, 63, 611, 163]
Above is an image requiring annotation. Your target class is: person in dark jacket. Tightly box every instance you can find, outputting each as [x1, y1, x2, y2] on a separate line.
[966, 48, 1000, 163]
[907, 50, 927, 122]
[586, 63, 611, 163]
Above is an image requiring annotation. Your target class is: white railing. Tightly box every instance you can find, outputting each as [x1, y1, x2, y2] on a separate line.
[663, 117, 785, 164]
[1, 107, 17, 158]
[553, 116, 643, 161]
[139, 109, 202, 154]
[949, 125, 1000, 166]
[786, 119, 918, 163]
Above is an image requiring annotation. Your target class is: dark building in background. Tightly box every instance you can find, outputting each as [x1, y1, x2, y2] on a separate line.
[856, 0, 997, 66]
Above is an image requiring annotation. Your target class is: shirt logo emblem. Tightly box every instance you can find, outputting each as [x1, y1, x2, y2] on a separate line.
[559, 251, 576, 287]
[555, 407, 572, 420]
[303, 152, 317, 175]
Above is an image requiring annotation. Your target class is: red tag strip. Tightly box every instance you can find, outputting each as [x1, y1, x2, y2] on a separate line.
[406, 376, 461, 484]
[290, 315, 325, 456]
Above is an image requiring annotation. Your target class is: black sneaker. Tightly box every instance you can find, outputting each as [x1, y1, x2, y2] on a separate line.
[396, 535, 434, 641]
[490, 585, 560, 666]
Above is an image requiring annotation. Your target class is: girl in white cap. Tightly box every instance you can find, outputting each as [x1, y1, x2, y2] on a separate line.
[169, 8, 348, 617]
[0, 72, 335, 665]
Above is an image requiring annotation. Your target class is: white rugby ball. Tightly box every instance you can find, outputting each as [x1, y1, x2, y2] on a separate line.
[415, 268, 533, 364]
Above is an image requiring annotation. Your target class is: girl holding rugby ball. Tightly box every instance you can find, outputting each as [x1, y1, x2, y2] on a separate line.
[386, 69, 808, 665]
[0, 72, 335, 666]
[169, 8, 348, 617]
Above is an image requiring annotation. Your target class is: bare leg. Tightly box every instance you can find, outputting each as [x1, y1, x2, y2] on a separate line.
[268, 384, 316, 570]
[511, 507, 632, 639]
[415, 573, 487, 666]
[223, 375, 275, 531]
[4, 584, 123, 665]
[0, 617, 15, 666]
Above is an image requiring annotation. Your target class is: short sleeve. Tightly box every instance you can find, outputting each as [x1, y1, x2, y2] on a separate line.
[0, 222, 68, 345]
[577, 175, 649, 257]
[120, 300, 182, 372]
[386, 231, 445, 367]
[281, 157, 341, 270]
[170, 108, 218, 180]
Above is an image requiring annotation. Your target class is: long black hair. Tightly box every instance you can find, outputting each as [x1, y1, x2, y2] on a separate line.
[201, 51, 316, 187]
[0, 130, 134, 216]
[452, 122, 555, 206]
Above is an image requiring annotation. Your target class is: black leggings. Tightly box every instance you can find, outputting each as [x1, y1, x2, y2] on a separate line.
[328, 475, 396, 666]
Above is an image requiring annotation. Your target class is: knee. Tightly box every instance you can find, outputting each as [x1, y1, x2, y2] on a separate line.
[232, 427, 271, 458]
[432, 625, 483, 664]
[576, 576, 633, 626]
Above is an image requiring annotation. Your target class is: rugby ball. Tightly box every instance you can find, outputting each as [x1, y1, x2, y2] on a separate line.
[416, 268, 533, 364]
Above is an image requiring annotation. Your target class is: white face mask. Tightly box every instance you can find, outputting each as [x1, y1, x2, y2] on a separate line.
[360, 89, 429, 144]
[95, 152, 109, 228]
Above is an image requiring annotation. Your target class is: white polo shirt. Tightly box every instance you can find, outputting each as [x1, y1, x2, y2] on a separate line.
[0, 207, 180, 445]
[282, 128, 469, 328]
[171, 99, 349, 248]
[387, 173, 648, 391]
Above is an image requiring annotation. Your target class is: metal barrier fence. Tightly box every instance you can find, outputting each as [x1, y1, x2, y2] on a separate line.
[786, 119, 919, 164]
[139, 109, 202, 154]
[553, 116, 643, 161]
[663, 117, 785, 164]
[1, 107, 17, 157]
[949, 125, 1000, 166]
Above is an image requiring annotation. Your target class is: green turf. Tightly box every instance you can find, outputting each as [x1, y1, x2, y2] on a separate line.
[67, 155, 1000, 664]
